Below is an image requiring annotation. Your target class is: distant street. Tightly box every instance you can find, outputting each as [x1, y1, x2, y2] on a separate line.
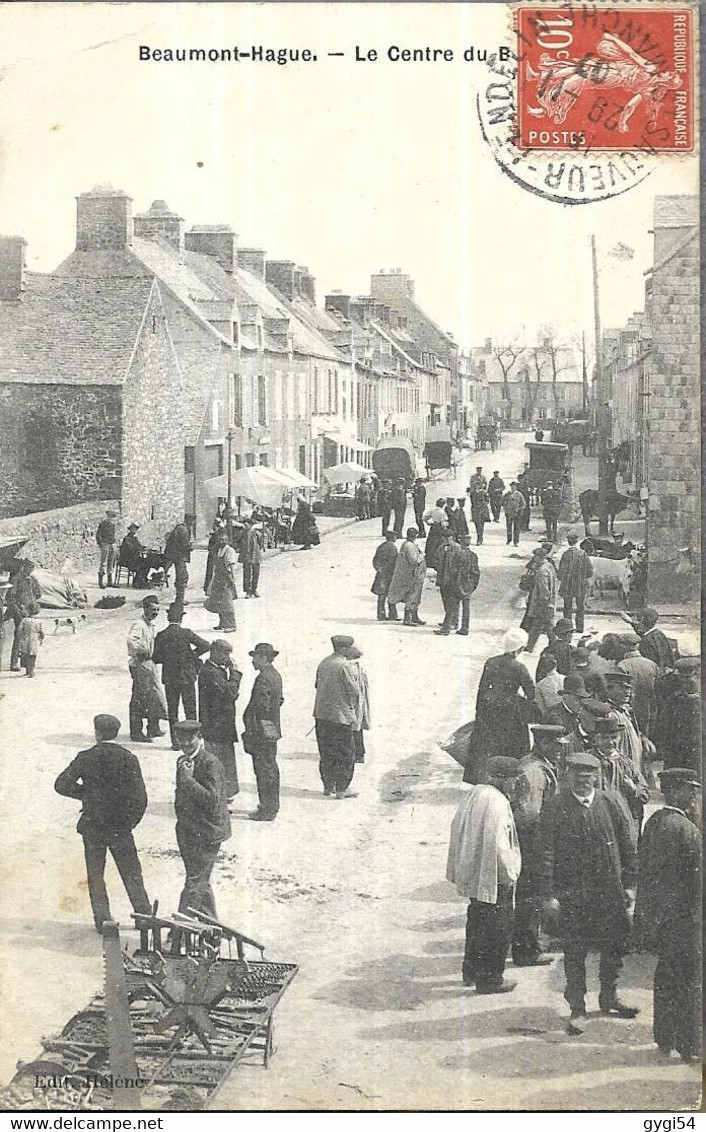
[0, 432, 699, 1111]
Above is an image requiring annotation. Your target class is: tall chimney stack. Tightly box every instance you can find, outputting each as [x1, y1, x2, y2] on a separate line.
[184, 225, 238, 273]
[76, 185, 133, 250]
[238, 248, 266, 280]
[0, 237, 26, 301]
[265, 260, 296, 300]
[133, 200, 185, 255]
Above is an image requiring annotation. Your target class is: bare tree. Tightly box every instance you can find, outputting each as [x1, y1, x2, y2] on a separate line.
[539, 326, 573, 409]
[492, 340, 523, 404]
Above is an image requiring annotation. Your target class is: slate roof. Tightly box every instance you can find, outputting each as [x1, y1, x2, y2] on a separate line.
[653, 195, 698, 228]
[56, 244, 234, 443]
[0, 272, 155, 384]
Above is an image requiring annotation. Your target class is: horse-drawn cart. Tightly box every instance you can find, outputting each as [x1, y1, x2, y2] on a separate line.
[423, 426, 456, 479]
[475, 418, 500, 452]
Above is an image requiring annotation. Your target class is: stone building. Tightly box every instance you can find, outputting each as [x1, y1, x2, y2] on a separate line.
[0, 231, 185, 561]
[370, 270, 456, 428]
[56, 191, 237, 537]
[602, 313, 650, 494]
[468, 337, 585, 427]
[644, 195, 699, 604]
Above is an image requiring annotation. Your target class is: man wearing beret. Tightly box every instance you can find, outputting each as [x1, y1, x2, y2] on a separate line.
[636, 768, 701, 1063]
[55, 715, 151, 932]
[447, 757, 522, 994]
[242, 643, 284, 821]
[511, 725, 565, 967]
[537, 751, 639, 1032]
[314, 635, 362, 798]
[173, 719, 231, 917]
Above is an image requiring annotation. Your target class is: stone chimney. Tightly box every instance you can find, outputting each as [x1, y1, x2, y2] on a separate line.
[76, 185, 133, 251]
[184, 225, 237, 273]
[293, 266, 306, 297]
[133, 199, 184, 255]
[484, 337, 492, 351]
[301, 271, 316, 305]
[0, 237, 26, 301]
[238, 248, 266, 280]
[325, 293, 351, 320]
[370, 269, 415, 303]
[266, 260, 295, 300]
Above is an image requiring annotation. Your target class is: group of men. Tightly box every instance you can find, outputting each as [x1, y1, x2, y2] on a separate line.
[448, 740, 700, 1060]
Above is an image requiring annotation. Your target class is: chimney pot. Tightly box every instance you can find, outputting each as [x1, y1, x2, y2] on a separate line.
[134, 199, 185, 255]
[266, 259, 296, 300]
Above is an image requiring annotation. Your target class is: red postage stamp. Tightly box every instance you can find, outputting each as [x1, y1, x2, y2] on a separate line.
[516, 6, 694, 151]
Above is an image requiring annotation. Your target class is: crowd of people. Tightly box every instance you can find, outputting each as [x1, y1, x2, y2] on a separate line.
[6, 452, 699, 1072]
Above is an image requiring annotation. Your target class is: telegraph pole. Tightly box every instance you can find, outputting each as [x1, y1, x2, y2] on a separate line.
[592, 235, 611, 535]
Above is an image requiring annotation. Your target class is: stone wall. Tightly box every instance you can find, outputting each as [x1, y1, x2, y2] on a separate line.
[0, 499, 120, 570]
[646, 230, 700, 604]
[0, 384, 123, 518]
[121, 286, 184, 545]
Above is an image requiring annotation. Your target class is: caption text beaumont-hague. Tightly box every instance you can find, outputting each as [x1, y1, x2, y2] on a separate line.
[138, 45, 512, 64]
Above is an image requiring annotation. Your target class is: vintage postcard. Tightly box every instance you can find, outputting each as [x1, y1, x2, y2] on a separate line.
[0, 0, 700, 1116]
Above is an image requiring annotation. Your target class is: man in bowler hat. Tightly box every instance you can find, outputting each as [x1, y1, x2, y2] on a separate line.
[54, 714, 151, 932]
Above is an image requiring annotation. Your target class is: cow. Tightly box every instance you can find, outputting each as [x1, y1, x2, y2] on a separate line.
[586, 555, 634, 604]
[578, 488, 641, 535]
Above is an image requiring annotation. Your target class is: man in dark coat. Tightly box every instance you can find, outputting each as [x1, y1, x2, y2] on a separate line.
[511, 724, 565, 966]
[636, 768, 701, 1063]
[164, 517, 193, 606]
[659, 658, 701, 773]
[378, 481, 393, 536]
[371, 531, 399, 621]
[541, 482, 561, 542]
[465, 628, 536, 782]
[591, 713, 650, 839]
[204, 519, 226, 593]
[558, 534, 593, 633]
[412, 478, 427, 537]
[535, 618, 575, 680]
[54, 714, 151, 931]
[153, 603, 210, 749]
[523, 547, 558, 654]
[487, 471, 505, 523]
[516, 472, 532, 531]
[391, 479, 407, 537]
[198, 639, 242, 802]
[96, 509, 118, 589]
[630, 607, 676, 670]
[538, 751, 639, 1033]
[434, 529, 459, 635]
[502, 482, 526, 546]
[120, 523, 150, 588]
[242, 643, 284, 821]
[173, 719, 231, 918]
[436, 534, 480, 637]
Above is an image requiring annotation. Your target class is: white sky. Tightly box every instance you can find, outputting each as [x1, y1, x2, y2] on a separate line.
[0, 2, 698, 349]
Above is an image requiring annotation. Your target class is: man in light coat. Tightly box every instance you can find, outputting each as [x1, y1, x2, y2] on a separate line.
[447, 757, 522, 993]
[127, 595, 167, 743]
[387, 527, 426, 627]
[502, 482, 526, 546]
[313, 635, 362, 798]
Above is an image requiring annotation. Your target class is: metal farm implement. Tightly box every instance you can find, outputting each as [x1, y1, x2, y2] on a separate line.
[3, 910, 297, 1111]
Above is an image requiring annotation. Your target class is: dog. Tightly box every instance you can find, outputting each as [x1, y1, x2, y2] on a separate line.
[53, 614, 88, 635]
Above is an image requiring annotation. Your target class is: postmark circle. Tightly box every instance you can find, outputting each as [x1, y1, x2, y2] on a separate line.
[477, 55, 655, 205]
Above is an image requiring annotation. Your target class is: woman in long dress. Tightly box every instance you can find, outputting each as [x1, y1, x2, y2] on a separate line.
[207, 530, 238, 632]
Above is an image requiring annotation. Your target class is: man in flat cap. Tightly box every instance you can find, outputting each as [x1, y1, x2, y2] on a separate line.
[54, 715, 151, 932]
[447, 757, 522, 994]
[558, 533, 593, 634]
[96, 508, 119, 589]
[173, 719, 231, 918]
[636, 768, 701, 1063]
[242, 644, 283, 821]
[313, 635, 362, 798]
[502, 481, 526, 546]
[591, 714, 650, 837]
[435, 534, 480, 637]
[153, 604, 210, 750]
[617, 631, 659, 738]
[511, 725, 566, 967]
[537, 751, 639, 1032]
[524, 547, 558, 655]
[603, 670, 649, 788]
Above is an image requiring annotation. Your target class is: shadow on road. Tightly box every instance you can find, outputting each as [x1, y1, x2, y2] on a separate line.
[0, 917, 100, 957]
